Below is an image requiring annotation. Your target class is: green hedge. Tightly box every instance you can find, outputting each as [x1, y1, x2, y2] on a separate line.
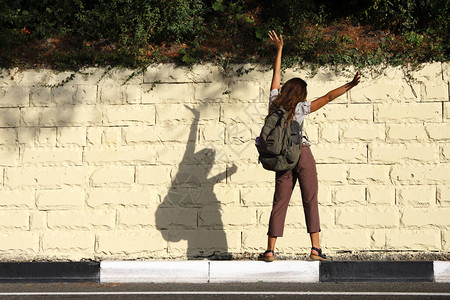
[0, 0, 448, 70]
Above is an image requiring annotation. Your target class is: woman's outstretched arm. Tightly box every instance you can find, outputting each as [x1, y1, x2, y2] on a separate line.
[269, 30, 283, 91]
[310, 71, 361, 113]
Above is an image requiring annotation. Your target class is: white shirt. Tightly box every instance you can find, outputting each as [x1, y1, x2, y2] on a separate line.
[269, 89, 311, 145]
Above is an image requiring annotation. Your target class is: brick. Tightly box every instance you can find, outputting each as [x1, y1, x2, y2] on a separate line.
[0, 190, 34, 208]
[136, 165, 171, 185]
[168, 230, 241, 255]
[336, 207, 397, 228]
[30, 211, 47, 230]
[0, 148, 19, 166]
[17, 127, 37, 145]
[240, 187, 274, 206]
[90, 166, 135, 186]
[308, 104, 373, 122]
[303, 123, 319, 144]
[4, 167, 87, 188]
[42, 231, 95, 251]
[425, 124, 450, 140]
[213, 141, 259, 164]
[333, 186, 366, 205]
[144, 63, 192, 83]
[316, 164, 347, 184]
[29, 86, 52, 106]
[0, 232, 39, 252]
[74, 85, 97, 105]
[0, 128, 17, 145]
[386, 124, 428, 141]
[102, 127, 121, 145]
[86, 188, 158, 207]
[347, 165, 390, 183]
[87, 127, 102, 146]
[37, 128, 56, 146]
[438, 186, 450, 206]
[229, 164, 273, 184]
[0, 86, 29, 107]
[51, 85, 76, 105]
[367, 186, 395, 205]
[276, 229, 315, 251]
[103, 105, 155, 125]
[122, 126, 158, 144]
[397, 186, 436, 207]
[351, 80, 419, 103]
[0, 108, 20, 127]
[36, 189, 85, 210]
[21, 147, 82, 166]
[313, 143, 367, 164]
[229, 64, 272, 82]
[423, 81, 449, 101]
[96, 230, 167, 254]
[444, 230, 450, 251]
[374, 103, 441, 123]
[445, 102, 450, 120]
[322, 229, 371, 249]
[320, 126, 339, 142]
[341, 124, 385, 141]
[220, 103, 267, 124]
[319, 206, 335, 229]
[142, 83, 194, 103]
[47, 210, 115, 229]
[442, 144, 450, 162]
[124, 84, 142, 104]
[0, 211, 29, 229]
[385, 229, 441, 250]
[84, 146, 157, 165]
[318, 185, 333, 206]
[199, 206, 256, 228]
[57, 127, 87, 146]
[414, 62, 443, 81]
[39, 106, 102, 126]
[226, 122, 253, 144]
[156, 104, 220, 124]
[123, 207, 196, 228]
[211, 184, 240, 206]
[370, 143, 438, 164]
[194, 83, 229, 102]
[229, 81, 260, 102]
[200, 124, 226, 142]
[402, 208, 450, 227]
[391, 164, 450, 184]
[99, 80, 123, 104]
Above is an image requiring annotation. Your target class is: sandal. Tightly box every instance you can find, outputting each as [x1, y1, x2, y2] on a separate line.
[258, 250, 275, 262]
[310, 247, 327, 261]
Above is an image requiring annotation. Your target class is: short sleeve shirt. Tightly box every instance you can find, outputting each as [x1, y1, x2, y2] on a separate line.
[269, 89, 311, 145]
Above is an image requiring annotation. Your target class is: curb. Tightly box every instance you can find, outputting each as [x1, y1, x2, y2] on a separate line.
[0, 261, 449, 283]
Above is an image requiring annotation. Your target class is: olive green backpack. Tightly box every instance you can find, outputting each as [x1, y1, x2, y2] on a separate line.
[256, 106, 302, 172]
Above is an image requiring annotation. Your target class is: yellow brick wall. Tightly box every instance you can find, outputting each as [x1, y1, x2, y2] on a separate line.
[0, 63, 448, 260]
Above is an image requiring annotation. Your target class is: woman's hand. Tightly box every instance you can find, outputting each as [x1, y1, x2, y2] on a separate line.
[268, 30, 283, 50]
[349, 71, 361, 87]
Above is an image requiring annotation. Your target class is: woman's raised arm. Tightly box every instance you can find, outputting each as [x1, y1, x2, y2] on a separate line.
[310, 71, 361, 113]
[268, 30, 283, 91]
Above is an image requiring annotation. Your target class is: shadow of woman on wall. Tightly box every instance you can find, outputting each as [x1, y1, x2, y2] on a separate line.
[155, 106, 237, 260]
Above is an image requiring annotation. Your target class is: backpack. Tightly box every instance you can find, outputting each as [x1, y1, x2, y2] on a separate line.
[256, 106, 302, 172]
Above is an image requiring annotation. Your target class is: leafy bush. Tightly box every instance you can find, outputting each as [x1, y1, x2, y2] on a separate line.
[0, 0, 448, 70]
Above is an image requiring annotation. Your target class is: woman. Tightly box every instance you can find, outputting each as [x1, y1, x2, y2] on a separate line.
[258, 30, 361, 262]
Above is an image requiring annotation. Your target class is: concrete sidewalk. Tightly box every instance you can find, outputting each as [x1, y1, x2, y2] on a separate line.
[0, 261, 449, 283]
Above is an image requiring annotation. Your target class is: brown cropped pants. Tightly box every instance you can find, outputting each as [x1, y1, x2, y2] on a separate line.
[267, 144, 320, 236]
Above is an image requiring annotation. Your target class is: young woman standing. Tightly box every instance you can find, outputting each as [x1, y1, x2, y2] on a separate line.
[258, 31, 361, 262]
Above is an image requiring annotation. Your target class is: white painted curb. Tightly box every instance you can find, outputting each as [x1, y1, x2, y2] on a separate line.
[434, 261, 450, 283]
[209, 261, 320, 283]
[100, 261, 209, 283]
[100, 261, 320, 283]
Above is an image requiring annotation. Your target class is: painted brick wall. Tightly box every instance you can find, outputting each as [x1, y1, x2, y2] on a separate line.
[0, 63, 448, 261]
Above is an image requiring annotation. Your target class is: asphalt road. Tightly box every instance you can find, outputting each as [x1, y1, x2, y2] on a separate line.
[0, 282, 450, 299]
